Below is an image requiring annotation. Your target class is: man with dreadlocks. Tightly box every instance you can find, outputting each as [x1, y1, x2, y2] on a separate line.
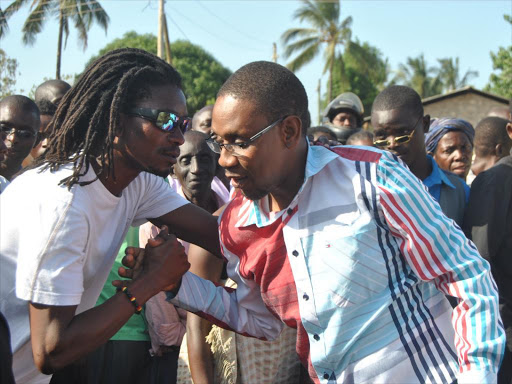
[0, 48, 220, 384]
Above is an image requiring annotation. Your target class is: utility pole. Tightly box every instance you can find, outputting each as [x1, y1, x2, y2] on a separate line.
[157, 0, 165, 59]
[272, 43, 278, 63]
[317, 79, 321, 125]
[163, 15, 172, 65]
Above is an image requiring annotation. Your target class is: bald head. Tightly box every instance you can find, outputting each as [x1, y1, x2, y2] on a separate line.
[192, 105, 214, 134]
[174, 130, 217, 205]
[35, 79, 71, 115]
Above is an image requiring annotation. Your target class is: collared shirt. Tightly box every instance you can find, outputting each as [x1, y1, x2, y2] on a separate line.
[170, 145, 504, 384]
[423, 155, 470, 203]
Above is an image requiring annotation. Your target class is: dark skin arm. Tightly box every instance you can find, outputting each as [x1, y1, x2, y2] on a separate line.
[150, 203, 222, 258]
[28, 227, 189, 374]
[186, 242, 225, 384]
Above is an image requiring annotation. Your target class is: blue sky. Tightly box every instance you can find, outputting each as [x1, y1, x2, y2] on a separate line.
[1, 0, 511, 124]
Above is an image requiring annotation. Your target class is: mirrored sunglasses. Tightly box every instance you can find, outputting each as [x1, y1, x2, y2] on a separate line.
[125, 107, 191, 134]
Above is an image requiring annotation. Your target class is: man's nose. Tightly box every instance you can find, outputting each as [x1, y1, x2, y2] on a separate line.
[168, 128, 185, 145]
[218, 148, 238, 169]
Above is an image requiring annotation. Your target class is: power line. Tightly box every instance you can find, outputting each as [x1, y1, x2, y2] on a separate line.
[166, 12, 190, 41]
[169, 5, 267, 54]
[195, 0, 268, 47]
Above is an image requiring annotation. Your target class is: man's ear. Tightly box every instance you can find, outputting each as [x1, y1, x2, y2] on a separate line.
[281, 116, 302, 149]
[495, 143, 504, 157]
[507, 122, 512, 140]
[423, 115, 431, 134]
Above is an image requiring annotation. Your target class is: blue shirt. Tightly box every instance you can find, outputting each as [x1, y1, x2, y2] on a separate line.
[423, 155, 470, 203]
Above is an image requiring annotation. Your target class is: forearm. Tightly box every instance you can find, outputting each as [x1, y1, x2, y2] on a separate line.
[30, 277, 160, 374]
[187, 313, 215, 384]
[170, 272, 283, 340]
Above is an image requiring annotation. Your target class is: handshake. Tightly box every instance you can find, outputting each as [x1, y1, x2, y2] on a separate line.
[113, 225, 190, 295]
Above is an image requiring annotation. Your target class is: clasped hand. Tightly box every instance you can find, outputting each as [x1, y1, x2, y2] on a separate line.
[113, 226, 190, 293]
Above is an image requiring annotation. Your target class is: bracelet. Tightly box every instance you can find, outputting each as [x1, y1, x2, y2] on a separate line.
[117, 286, 143, 314]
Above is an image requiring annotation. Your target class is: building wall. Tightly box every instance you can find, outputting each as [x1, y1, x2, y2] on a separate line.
[423, 93, 508, 127]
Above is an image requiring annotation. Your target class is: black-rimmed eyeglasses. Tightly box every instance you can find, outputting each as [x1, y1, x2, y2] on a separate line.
[206, 116, 287, 156]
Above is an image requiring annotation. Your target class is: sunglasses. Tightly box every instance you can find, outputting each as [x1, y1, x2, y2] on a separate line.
[1, 126, 36, 139]
[373, 130, 415, 148]
[125, 107, 191, 134]
[373, 115, 422, 148]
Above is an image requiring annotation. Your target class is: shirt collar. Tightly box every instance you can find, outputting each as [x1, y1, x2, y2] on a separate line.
[235, 143, 340, 228]
[423, 155, 455, 189]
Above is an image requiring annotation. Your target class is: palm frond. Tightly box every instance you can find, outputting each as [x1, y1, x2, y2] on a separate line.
[281, 27, 317, 46]
[322, 41, 336, 74]
[0, 7, 8, 38]
[338, 15, 352, 31]
[88, 0, 109, 32]
[284, 36, 319, 58]
[22, 0, 56, 45]
[294, 1, 330, 29]
[3, 0, 32, 18]
[286, 42, 320, 72]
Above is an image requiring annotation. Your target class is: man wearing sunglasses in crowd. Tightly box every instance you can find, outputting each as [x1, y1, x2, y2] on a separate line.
[0, 49, 222, 384]
[371, 85, 469, 228]
[0, 95, 39, 181]
[120, 62, 505, 384]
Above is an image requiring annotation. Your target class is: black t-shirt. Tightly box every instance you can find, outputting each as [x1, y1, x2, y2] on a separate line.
[0, 311, 15, 384]
[464, 155, 512, 349]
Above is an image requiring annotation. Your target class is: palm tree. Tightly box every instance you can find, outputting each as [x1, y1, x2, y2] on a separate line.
[2, 0, 109, 79]
[437, 57, 478, 92]
[393, 54, 442, 98]
[281, 0, 352, 102]
[0, 7, 8, 38]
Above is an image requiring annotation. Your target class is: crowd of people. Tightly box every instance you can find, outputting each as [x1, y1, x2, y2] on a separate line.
[0, 47, 511, 384]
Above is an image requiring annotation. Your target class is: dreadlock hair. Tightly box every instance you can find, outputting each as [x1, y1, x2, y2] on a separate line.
[32, 48, 182, 189]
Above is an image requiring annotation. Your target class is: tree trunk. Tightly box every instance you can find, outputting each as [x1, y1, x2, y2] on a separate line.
[56, 9, 64, 79]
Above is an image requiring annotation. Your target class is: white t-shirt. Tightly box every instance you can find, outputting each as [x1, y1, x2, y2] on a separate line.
[0, 164, 188, 383]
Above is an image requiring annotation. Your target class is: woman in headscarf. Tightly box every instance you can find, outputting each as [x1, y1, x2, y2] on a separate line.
[425, 117, 475, 180]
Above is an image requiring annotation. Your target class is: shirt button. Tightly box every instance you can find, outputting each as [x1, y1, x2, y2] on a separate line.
[287, 208, 293, 215]
[323, 373, 330, 379]
[314, 334, 320, 341]
[303, 293, 309, 301]
[292, 250, 299, 257]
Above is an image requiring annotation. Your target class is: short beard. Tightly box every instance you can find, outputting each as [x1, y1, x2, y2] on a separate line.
[240, 187, 269, 202]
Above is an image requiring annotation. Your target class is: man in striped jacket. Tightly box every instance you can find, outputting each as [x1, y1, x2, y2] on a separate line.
[159, 61, 505, 383]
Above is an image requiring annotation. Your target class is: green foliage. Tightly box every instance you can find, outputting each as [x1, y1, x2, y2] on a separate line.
[327, 40, 389, 115]
[485, 14, 512, 98]
[0, 48, 19, 98]
[2, 0, 109, 78]
[85, 31, 232, 115]
[392, 54, 442, 98]
[282, 0, 352, 101]
[437, 57, 478, 92]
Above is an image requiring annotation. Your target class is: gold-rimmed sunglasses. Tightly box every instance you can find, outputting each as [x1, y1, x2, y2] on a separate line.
[373, 115, 422, 148]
